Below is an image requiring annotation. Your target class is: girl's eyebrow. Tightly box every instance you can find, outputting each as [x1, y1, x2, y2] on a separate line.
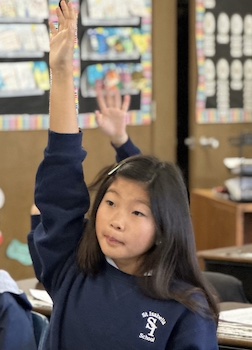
[136, 199, 151, 208]
[106, 188, 150, 207]
[106, 188, 118, 195]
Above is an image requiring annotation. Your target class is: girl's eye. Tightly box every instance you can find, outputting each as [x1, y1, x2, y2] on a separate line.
[132, 211, 145, 217]
[106, 200, 114, 207]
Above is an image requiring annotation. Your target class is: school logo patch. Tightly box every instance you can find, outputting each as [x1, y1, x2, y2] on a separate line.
[139, 311, 166, 343]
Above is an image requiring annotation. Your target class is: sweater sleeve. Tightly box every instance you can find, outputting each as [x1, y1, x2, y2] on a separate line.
[28, 131, 89, 293]
[165, 310, 218, 350]
[27, 216, 42, 282]
[0, 293, 37, 350]
[112, 138, 141, 163]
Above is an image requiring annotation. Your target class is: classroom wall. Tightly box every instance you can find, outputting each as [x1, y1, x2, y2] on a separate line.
[0, 0, 177, 280]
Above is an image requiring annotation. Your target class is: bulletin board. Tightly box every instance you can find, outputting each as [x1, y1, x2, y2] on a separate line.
[0, 0, 152, 131]
[195, 0, 252, 124]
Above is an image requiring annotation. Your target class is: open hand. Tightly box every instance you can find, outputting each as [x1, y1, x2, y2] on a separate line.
[49, 0, 77, 73]
[95, 84, 131, 147]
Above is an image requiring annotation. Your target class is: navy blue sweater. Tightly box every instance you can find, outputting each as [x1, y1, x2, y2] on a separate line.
[0, 283, 37, 350]
[28, 131, 218, 350]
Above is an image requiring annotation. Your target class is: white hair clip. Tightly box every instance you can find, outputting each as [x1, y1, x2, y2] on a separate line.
[108, 163, 122, 176]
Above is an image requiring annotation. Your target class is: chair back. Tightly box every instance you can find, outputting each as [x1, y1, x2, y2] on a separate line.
[202, 271, 249, 303]
[31, 311, 49, 349]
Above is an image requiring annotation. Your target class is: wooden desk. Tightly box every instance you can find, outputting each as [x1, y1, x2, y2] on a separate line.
[17, 278, 52, 317]
[198, 244, 252, 303]
[219, 333, 252, 349]
[218, 302, 252, 350]
[191, 189, 252, 251]
[219, 301, 252, 311]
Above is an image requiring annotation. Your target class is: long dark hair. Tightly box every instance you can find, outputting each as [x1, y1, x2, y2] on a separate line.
[77, 155, 219, 322]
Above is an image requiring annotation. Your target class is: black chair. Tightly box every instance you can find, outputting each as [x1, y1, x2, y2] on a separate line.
[202, 271, 249, 303]
[31, 311, 49, 349]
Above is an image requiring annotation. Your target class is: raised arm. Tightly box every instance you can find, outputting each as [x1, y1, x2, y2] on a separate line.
[49, 0, 78, 133]
[29, 1, 89, 288]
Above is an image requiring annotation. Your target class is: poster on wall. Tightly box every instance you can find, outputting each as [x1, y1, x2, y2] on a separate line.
[196, 0, 252, 123]
[0, 0, 50, 130]
[77, 0, 152, 129]
[0, 0, 152, 131]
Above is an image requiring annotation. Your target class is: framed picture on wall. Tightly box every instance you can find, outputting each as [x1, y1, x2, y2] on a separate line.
[195, 0, 252, 124]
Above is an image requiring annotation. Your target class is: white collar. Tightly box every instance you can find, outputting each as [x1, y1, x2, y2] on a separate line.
[105, 257, 152, 276]
[0, 269, 22, 294]
[105, 256, 119, 269]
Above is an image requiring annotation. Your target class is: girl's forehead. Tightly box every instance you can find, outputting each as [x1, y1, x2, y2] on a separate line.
[109, 176, 148, 190]
[107, 177, 149, 198]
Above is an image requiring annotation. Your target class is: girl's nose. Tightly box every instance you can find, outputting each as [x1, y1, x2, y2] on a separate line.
[110, 215, 125, 231]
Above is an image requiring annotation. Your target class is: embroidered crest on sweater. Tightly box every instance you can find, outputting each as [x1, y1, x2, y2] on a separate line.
[139, 311, 166, 343]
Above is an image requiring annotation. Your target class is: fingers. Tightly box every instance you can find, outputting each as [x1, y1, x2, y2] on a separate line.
[95, 110, 103, 127]
[106, 89, 115, 108]
[95, 83, 130, 111]
[59, 0, 69, 14]
[59, 0, 69, 11]
[99, 88, 123, 109]
[49, 21, 57, 36]
[66, 2, 76, 20]
[114, 88, 122, 108]
[121, 94, 131, 112]
[96, 85, 107, 112]
[55, 6, 64, 28]
[96, 84, 116, 111]
[57, 1, 76, 25]
[55, 1, 77, 41]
